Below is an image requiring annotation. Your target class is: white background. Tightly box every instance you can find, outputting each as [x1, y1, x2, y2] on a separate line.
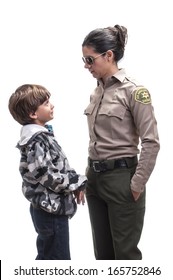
[0, 0, 172, 279]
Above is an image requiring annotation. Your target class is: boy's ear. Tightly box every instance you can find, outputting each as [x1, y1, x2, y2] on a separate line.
[29, 112, 37, 120]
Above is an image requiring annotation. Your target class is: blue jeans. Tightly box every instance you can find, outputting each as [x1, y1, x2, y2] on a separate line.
[30, 204, 70, 260]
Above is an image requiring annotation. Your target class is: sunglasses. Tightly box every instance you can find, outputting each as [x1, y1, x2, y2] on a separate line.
[82, 52, 106, 65]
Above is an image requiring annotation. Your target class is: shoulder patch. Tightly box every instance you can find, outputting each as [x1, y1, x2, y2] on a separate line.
[135, 88, 151, 104]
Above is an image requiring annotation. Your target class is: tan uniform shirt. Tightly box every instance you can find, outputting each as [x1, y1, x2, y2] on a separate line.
[84, 68, 160, 192]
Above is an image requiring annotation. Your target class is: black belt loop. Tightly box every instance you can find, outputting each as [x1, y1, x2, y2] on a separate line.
[124, 156, 138, 168]
[88, 156, 137, 173]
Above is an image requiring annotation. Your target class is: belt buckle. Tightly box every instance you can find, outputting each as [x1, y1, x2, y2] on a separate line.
[92, 160, 107, 172]
[92, 161, 101, 172]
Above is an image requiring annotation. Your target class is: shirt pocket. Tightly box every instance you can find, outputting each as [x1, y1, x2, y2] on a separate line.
[97, 104, 127, 140]
[84, 103, 96, 115]
[98, 104, 126, 120]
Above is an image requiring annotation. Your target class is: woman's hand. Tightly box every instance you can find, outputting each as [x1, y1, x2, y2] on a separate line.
[132, 190, 141, 201]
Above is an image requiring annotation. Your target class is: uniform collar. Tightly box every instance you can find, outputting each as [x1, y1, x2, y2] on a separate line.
[112, 68, 127, 83]
[98, 68, 127, 87]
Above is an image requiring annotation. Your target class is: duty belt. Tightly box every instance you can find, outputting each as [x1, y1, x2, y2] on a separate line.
[88, 156, 138, 173]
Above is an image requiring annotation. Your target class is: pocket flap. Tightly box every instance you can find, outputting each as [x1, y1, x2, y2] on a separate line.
[98, 104, 126, 120]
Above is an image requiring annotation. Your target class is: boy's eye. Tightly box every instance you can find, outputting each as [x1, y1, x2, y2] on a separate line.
[44, 100, 49, 105]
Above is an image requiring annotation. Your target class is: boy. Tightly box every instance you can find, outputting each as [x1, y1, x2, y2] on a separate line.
[8, 84, 87, 260]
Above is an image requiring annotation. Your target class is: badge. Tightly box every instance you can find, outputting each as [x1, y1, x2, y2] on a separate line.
[135, 88, 151, 104]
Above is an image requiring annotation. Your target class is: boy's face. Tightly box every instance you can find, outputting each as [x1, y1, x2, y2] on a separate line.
[30, 98, 54, 126]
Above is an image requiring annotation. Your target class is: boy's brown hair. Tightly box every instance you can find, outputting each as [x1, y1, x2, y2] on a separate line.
[8, 84, 51, 125]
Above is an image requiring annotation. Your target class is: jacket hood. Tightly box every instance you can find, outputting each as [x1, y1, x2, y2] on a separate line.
[18, 124, 48, 146]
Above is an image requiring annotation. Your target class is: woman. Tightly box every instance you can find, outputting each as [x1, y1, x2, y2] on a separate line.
[82, 24, 160, 260]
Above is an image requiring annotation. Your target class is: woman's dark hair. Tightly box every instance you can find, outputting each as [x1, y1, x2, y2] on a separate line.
[82, 24, 128, 62]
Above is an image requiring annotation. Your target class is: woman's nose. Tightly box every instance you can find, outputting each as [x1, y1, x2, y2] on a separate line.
[84, 63, 91, 69]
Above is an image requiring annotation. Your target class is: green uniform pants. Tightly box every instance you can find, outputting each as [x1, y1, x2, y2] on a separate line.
[86, 164, 145, 260]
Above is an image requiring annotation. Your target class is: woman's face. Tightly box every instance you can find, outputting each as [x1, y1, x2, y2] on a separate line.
[82, 46, 108, 79]
[82, 46, 116, 81]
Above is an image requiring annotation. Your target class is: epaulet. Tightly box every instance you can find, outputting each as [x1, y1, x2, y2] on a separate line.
[126, 76, 141, 87]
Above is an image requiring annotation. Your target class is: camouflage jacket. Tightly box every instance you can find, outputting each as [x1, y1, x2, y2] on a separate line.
[17, 124, 87, 218]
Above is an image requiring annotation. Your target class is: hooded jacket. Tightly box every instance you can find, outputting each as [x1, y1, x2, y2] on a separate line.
[17, 124, 87, 217]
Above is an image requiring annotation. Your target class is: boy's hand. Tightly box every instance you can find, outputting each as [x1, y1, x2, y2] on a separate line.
[74, 190, 85, 205]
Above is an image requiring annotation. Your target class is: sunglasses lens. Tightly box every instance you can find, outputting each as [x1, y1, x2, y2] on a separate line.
[86, 57, 94, 65]
[82, 56, 94, 65]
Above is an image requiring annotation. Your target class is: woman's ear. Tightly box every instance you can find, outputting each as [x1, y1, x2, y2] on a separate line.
[106, 50, 114, 61]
